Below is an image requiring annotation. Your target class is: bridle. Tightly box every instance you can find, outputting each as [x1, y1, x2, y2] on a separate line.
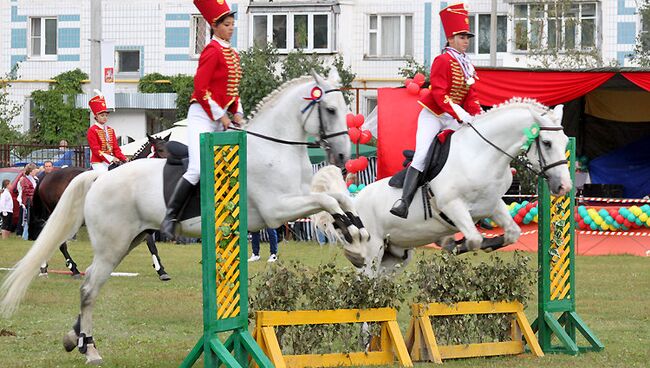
[230, 84, 348, 152]
[465, 113, 568, 179]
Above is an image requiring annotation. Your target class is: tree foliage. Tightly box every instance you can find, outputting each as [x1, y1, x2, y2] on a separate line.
[138, 73, 195, 126]
[239, 43, 282, 116]
[0, 65, 23, 144]
[632, 1, 650, 67]
[30, 69, 88, 145]
[398, 57, 429, 79]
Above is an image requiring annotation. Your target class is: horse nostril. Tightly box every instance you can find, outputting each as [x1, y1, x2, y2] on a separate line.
[338, 153, 344, 163]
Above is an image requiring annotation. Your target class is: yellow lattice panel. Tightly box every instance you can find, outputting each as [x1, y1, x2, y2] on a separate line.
[549, 193, 572, 301]
[213, 145, 242, 320]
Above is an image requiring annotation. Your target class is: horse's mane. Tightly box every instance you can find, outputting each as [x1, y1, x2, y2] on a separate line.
[479, 97, 559, 125]
[131, 140, 151, 160]
[247, 75, 314, 121]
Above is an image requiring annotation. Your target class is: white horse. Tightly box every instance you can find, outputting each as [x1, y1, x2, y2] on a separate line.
[314, 99, 572, 275]
[1, 71, 367, 364]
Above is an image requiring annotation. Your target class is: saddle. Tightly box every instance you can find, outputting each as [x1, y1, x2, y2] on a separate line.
[163, 141, 201, 221]
[389, 129, 454, 188]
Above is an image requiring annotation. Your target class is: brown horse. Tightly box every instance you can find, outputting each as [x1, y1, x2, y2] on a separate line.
[31, 134, 172, 280]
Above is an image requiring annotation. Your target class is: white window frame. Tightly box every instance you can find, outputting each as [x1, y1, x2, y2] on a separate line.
[365, 14, 413, 59]
[467, 14, 508, 55]
[28, 17, 57, 60]
[512, 2, 598, 53]
[250, 12, 333, 53]
[190, 14, 210, 59]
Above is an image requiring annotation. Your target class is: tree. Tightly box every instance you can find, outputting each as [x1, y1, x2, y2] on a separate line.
[631, 1, 650, 67]
[239, 43, 282, 116]
[30, 69, 88, 145]
[0, 64, 23, 144]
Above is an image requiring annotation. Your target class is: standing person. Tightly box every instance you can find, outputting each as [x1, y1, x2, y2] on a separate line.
[248, 228, 279, 263]
[161, 0, 243, 239]
[37, 160, 54, 181]
[87, 90, 127, 173]
[390, 3, 482, 219]
[17, 163, 38, 240]
[0, 179, 13, 239]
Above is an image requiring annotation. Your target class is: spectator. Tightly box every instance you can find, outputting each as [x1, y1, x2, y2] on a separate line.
[0, 179, 13, 239]
[37, 160, 54, 181]
[59, 139, 69, 150]
[17, 163, 38, 240]
[248, 228, 279, 263]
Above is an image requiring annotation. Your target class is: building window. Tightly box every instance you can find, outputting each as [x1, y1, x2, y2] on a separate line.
[513, 2, 598, 52]
[191, 15, 210, 57]
[116, 50, 140, 74]
[467, 14, 507, 54]
[29, 17, 57, 58]
[367, 14, 413, 58]
[365, 97, 377, 116]
[251, 13, 332, 53]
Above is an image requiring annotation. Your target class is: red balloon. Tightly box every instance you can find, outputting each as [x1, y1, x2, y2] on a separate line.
[623, 219, 632, 228]
[510, 167, 517, 176]
[345, 160, 357, 173]
[359, 130, 372, 144]
[346, 113, 355, 128]
[514, 215, 523, 224]
[353, 114, 365, 128]
[413, 73, 426, 87]
[419, 88, 430, 98]
[578, 220, 586, 229]
[348, 127, 361, 143]
[404, 78, 413, 87]
[615, 215, 624, 223]
[406, 82, 420, 95]
[358, 156, 369, 167]
[518, 208, 527, 216]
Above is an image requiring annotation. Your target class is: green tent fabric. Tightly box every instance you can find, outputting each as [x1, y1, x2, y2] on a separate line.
[308, 143, 376, 164]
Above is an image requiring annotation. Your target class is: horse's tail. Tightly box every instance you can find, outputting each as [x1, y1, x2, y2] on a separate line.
[1, 170, 101, 317]
[310, 165, 349, 244]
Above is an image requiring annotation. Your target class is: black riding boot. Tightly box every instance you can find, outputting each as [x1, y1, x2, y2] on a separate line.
[160, 178, 194, 240]
[390, 167, 421, 219]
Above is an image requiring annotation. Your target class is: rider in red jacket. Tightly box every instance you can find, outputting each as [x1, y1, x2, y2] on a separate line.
[87, 91, 127, 172]
[161, 0, 243, 239]
[390, 2, 482, 218]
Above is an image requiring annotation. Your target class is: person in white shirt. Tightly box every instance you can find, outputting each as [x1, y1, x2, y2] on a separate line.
[0, 179, 13, 239]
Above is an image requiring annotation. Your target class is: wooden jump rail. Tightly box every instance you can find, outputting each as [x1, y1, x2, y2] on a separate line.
[254, 308, 413, 368]
[405, 301, 543, 363]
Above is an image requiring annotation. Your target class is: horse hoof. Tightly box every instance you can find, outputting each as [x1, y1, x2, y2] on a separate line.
[71, 273, 82, 280]
[343, 249, 365, 268]
[84, 344, 103, 365]
[62, 329, 78, 352]
[159, 273, 171, 281]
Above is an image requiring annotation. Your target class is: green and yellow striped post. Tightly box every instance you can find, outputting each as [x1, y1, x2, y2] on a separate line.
[533, 137, 604, 355]
[181, 131, 272, 368]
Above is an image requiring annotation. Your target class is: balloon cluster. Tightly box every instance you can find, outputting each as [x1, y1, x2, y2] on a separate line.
[404, 73, 430, 98]
[575, 205, 650, 231]
[344, 113, 371, 175]
[509, 200, 539, 225]
[346, 179, 366, 194]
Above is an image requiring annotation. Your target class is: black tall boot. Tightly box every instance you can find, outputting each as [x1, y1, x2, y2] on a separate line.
[390, 167, 421, 219]
[160, 178, 194, 239]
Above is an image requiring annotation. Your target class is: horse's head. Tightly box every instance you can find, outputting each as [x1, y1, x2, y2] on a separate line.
[303, 70, 351, 168]
[526, 104, 572, 196]
[148, 133, 170, 159]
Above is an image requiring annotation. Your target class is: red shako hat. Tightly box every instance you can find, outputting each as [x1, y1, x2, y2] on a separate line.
[88, 90, 108, 116]
[440, 3, 474, 39]
[194, 0, 236, 25]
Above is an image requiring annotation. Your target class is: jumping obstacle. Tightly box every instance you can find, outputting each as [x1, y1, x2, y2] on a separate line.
[181, 131, 272, 368]
[254, 308, 413, 368]
[405, 301, 543, 363]
[533, 137, 604, 354]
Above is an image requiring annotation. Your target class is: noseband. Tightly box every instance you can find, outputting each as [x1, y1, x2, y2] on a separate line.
[466, 115, 567, 179]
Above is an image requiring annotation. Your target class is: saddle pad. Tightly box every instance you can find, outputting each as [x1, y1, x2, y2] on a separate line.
[388, 130, 454, 188]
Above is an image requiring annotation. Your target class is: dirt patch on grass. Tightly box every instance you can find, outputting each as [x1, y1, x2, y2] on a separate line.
[0, 328, 16, 337]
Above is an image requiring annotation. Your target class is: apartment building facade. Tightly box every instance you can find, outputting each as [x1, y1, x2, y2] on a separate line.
[0, 0, 645, 142]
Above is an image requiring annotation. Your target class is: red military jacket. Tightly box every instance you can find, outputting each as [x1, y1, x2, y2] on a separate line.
[190, 38, 242, 121]
[87, 123, 127, 163]
[418, 52, 482, 121]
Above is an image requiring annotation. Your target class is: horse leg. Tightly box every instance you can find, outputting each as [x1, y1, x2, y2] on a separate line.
[146, 233, 171, 281]
[39, 262, 48, 276]
[59, 242, 81, 278]
[489, 201, 522, 246]
[437, 199, 484, 252]
[327, 192, 370, 242]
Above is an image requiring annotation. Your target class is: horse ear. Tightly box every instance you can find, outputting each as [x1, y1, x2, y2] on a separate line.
[553, 104, 564, 122]
[146, 133, 153, 140]
[163, 133, 171, 142]
[311, 69, 324, 85]
[327, 68, 341, 87]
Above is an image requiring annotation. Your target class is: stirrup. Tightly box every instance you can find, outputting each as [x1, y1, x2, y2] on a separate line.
[390, 199, 409, 218]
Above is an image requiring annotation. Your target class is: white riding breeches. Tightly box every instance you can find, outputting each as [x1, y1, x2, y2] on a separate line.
[91, 162, 109, 172]
[183, 103, 225, 185]
[410, 108, 461, 172]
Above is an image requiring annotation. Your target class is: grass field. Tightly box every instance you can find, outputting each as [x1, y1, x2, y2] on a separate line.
[0, 231, 648, 368]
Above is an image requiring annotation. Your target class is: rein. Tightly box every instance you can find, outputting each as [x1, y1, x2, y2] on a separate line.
[229, 87, 348, 149]
[465, 115, 567, 179]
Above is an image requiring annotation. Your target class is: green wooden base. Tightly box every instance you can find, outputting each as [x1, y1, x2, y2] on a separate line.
[180, 329, 273, 368]
[532, 311, 604, 355]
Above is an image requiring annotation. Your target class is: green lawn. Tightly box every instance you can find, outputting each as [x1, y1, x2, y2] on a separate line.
[0, 232, 648, 368]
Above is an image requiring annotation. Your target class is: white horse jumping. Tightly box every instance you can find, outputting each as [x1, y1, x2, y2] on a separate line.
[314, 99, 572, 275]
[1, 71, 367, 364]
